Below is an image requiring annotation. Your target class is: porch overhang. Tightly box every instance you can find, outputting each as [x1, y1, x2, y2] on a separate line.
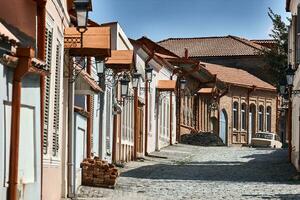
[74, 65, 102, 95]
[64, 27, 111, 58]
[198, 87, 214, 94]
[157, 80, 176, 91]
[105, 50, 134, 71]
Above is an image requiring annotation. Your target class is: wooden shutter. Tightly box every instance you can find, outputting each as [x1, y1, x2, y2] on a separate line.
[43, 27, 53, 155]
[52, 41, 62, 157]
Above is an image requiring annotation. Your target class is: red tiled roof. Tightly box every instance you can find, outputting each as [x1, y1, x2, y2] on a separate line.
[158, 35, 264, 58]
[203, 62, 276, 91]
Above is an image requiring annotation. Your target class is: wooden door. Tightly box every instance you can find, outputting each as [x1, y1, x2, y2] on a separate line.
[137, 107, 144, 154]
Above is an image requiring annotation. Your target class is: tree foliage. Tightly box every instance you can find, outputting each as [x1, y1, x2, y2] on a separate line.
[261, 8, 289, 86]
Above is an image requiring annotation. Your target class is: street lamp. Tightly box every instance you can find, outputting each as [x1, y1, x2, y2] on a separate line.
[180, 78, 187, 90]
[120, 77, 130, 97]
[95, 57, 105, 75]
[132, 71, 141, 89]
[145, 65, 153, 82]
[286, 64, 295, 87]
[74, 0, 91, 33]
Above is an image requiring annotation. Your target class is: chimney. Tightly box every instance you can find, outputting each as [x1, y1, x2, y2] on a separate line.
[184, 48, 189, 59]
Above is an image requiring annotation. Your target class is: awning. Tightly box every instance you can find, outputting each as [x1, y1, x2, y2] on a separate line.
[198, 87, 214, 94]
[105, 50, 134, 70]
[64, 27, 111, 58]
[157, 80, 176, 91]
[74, 65, 103, 95]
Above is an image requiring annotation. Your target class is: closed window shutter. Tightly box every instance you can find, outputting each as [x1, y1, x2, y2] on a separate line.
[52, 41, 62, 157]
[43, 27, 53, 155]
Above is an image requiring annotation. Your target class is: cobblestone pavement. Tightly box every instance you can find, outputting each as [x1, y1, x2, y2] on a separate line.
[77, 144, 300, 200]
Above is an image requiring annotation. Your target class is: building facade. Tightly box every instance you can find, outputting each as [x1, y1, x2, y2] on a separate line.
[286, 0, 300, 171]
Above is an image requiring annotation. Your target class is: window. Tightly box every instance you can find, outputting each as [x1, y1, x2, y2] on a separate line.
[43, 26, 53, 155]
[241, 103, 247, 131]
[258, 105, 264, 131]
[52, 41, 62, 157]
[266, 106, 271, 132]
[233, 102, 239, 130]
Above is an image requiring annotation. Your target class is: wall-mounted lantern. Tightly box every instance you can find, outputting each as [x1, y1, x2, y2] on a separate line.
[286, 64, 295, 87]
[74, 0, 91, 33]
[120, 77, 130, 97]
[145, 65, 153, 82]
[180, 78, 187, 90]
[95, 57, 105, 75]
[132, 71, 141, 89]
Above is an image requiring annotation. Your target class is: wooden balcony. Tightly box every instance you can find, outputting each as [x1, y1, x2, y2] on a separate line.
[64, 27, 111, 58]
[105, 50, 134, 71]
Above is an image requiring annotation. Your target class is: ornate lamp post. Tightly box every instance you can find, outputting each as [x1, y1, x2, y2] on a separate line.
[132, 70, 141, 160]
[144, 65, 153, 155]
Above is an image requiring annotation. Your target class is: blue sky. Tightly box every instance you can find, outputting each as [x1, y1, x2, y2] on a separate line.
[90, 0, 290, 42]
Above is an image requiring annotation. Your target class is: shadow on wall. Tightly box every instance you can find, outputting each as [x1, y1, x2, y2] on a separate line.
[121, 149, 298, 184]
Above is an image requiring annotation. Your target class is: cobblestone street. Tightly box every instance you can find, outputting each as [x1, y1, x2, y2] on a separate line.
[77, 144, 300, 200]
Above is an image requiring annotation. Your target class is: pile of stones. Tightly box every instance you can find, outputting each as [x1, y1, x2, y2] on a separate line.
[181, 131, 225, 146]
[81, 157, 119, 188]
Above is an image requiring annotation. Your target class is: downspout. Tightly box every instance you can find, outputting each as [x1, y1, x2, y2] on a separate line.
[37, 0, 47, 199]
[133, 87, 138, 159]
[8, 48, 34, 200]
[86, 57, 92, 158]
[67, 57, 75, 197]
[169, 90, 173, 145]
[112, 87, 118, 163]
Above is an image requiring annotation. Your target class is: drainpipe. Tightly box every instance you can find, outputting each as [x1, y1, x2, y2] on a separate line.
[112, 87, 118, 163]
[37, 0, 47, 199]
[133, 87, 138, 160]
[86, 57, 92, 158]
[169, 91, 173, 145]
[67, 57, 75, 198]
[288, 87, 292, 163]
[8, 48, 34, 200]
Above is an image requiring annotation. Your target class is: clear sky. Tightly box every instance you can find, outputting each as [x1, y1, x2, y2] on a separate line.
[90, 0, 290, 42]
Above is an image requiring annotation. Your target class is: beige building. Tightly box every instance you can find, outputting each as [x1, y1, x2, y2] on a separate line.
[203, 63, 277, 145]
[286, 0, 300, 171]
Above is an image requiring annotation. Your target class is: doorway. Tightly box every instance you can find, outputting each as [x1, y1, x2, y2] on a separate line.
[249, 104, 256, 144]
[219, 109, 228, 145]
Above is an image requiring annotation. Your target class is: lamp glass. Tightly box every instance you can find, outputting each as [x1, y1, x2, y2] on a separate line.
[120, 79, 130, 97]
[145, 66, 153, 82]
[132, 72, 141, 88]
[180, 79, 187, 90]
[95, 58, 105, 74]
[74, 0, 89, 29]
[279, 85, 286, 95]
[286, 64, 295, 86]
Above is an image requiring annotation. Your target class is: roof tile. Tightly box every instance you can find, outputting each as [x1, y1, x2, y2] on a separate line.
[158, 35, 264, 57]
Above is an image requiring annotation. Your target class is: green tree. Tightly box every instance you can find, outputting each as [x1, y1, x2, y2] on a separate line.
[261, 8, 289, 86]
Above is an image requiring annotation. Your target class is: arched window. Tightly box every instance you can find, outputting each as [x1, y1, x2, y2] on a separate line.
[258, 105, 264, 131]
[233, 102, 239, 130]
[266, 106, 271, 132]
[241, 103, 247, 131]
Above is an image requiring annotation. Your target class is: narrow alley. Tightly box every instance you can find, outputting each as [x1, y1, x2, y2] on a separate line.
[77, 144, 300, 200]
